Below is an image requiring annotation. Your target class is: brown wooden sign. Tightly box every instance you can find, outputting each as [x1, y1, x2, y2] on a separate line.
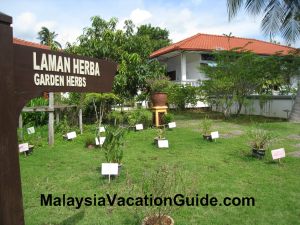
[0, 12, 117, 225]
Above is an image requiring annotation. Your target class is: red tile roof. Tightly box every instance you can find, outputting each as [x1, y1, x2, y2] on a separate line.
[150, 33, 296, 58]
[13, 37, 50, 50]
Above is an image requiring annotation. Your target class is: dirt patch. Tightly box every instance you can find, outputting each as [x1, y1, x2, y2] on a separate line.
[294, 143, 300, 148]
[288, 151, 300, 158]
[221, 130, 244, 139]
[287, 134, 300, 140]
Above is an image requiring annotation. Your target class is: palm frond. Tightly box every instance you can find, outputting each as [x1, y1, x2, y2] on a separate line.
[261, 0, 284, 38]
[227, 0, 245, 20]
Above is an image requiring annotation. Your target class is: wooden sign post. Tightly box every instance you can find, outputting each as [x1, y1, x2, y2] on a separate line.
[0, 12, 117, 225]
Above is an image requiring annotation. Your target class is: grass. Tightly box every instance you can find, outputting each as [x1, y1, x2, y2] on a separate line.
[20, 112, 300, 225]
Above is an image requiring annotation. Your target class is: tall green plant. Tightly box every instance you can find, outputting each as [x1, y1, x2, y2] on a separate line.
[102, 126, 127, 164]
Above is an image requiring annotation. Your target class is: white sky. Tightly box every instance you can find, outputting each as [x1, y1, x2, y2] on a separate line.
[2, 0, 299, 48]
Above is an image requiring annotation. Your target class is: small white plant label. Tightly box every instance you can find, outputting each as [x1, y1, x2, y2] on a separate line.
[271, 148, 285, 160]
[66, 131, 77, 140]
[101, 163, 119, 175]
[211, 131, 219, 139]
[158, 140, 169, 148]
[99, 127, 105, 133]
[168, 122, 176, 129]
[19, 143, 29, 153]
[135, 124, 143, 130]
[95, 137, 100, 145]
[99, 137, 106, 145]
[27, 127, 35, 134]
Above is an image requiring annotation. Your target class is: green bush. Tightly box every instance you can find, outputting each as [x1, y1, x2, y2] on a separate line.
[102, 126, 127, 164]
[162, 113, 174, 124]
[126, 109, 152, 128]
[167, 84, 201, 110]
[23, 97, 49, 126]
[200, 117, 212, 135]
[84, 135, 96, 148]
[107, 111, 126, 126]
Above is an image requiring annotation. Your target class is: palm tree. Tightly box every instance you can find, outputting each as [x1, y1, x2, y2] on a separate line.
[227, 0, 300, 122]
[227, 0, 300, 44]
[37, 26, 62, 50]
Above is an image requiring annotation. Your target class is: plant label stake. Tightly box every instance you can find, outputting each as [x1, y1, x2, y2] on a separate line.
[168, 122, 176, 129]
[211, 131, 219, 142]
[66, 131, 77, 140]
[271, 148, 285, 164]
[27, 127, 35, 134]
[135, 124, 143, 131]
[101, 163, 119, 183]
[0, 12, 117, 225]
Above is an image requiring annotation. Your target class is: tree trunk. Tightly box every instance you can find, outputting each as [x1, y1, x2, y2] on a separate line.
[289, 88, 300, 122]
[236, 98, 244, 116]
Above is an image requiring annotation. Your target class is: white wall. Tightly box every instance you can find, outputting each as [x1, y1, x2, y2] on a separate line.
[166, 55, 181, 80]
[186, 53, 206, 80]
[165, 52, 207, 81]
[212, 96, 295, 118]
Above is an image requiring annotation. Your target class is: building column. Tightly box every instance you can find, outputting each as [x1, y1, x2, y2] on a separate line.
[180, 52, 187, 82]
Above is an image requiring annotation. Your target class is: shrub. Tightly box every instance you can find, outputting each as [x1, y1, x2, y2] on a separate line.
[146, 75, 171, 93]
[102, 126, 127, 164]
[200, 117, 212, 135]
[107, 111, 125, 126]
[248, 128, 273, 150]
[84, 135, 95, 148]
[162, 113, 174, 124]
[167, 84, 201, 110]
[126, 109, 152, 128]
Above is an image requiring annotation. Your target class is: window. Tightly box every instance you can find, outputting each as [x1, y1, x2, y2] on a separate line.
[201, 53, 214, 61]
[167, 71, 176, 81]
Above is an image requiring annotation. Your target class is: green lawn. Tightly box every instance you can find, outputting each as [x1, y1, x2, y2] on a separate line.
[20, 112, 300, 225]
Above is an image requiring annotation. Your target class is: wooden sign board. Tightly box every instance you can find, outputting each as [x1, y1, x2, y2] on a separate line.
[0, 12, 117, 225]
[99, 126, 105, 133]
[158, 140, 169, 148]
[101, 163, 119, 175]
[168, 122, 176, 129]
[211, 131, 219, 139]
[18, 143, 29, 153]
[135, 124, 143, 131]
[27, 127, 35, 134]
[271, 148, 286, 160]
[66, 131, 77, 140]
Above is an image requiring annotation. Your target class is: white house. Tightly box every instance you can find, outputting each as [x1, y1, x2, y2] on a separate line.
[150, 33, 299, 117]
[150, 33, 296, 87]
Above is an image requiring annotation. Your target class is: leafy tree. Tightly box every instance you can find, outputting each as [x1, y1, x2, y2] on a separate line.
[37, 26, 62, 50]
[167, 83, 201, 110]
[84, 93, 120, 136]
[200, 49, 297, 117]
[66, 16, 170, 99]
[227, 0, 300, 43]
[137, 24, 171, 51]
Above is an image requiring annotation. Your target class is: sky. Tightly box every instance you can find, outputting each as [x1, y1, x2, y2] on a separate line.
[2, 0, 300, 48]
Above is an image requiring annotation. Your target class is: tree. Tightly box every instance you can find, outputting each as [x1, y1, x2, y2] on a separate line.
[84, 93, 120, 136]
[227, 0, 300, 44]
[200, 49, 297, 117]
[66, 16, 170, 99]
[37, 27, 62, 50]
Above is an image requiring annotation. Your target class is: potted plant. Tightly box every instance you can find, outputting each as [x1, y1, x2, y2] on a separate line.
[248, 128, 273, 158]
[154, 128, 166, 146]
[141, 166, 176, 225]
[84, 135, 96, 149]
[200, 117, 212, 141]
[102, 126, 127, 173]
[146, 76, 171, 107]
[162, 113, 174, 125]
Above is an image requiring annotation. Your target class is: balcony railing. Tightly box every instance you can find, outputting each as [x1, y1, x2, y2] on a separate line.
[173, 80, 201, 87]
